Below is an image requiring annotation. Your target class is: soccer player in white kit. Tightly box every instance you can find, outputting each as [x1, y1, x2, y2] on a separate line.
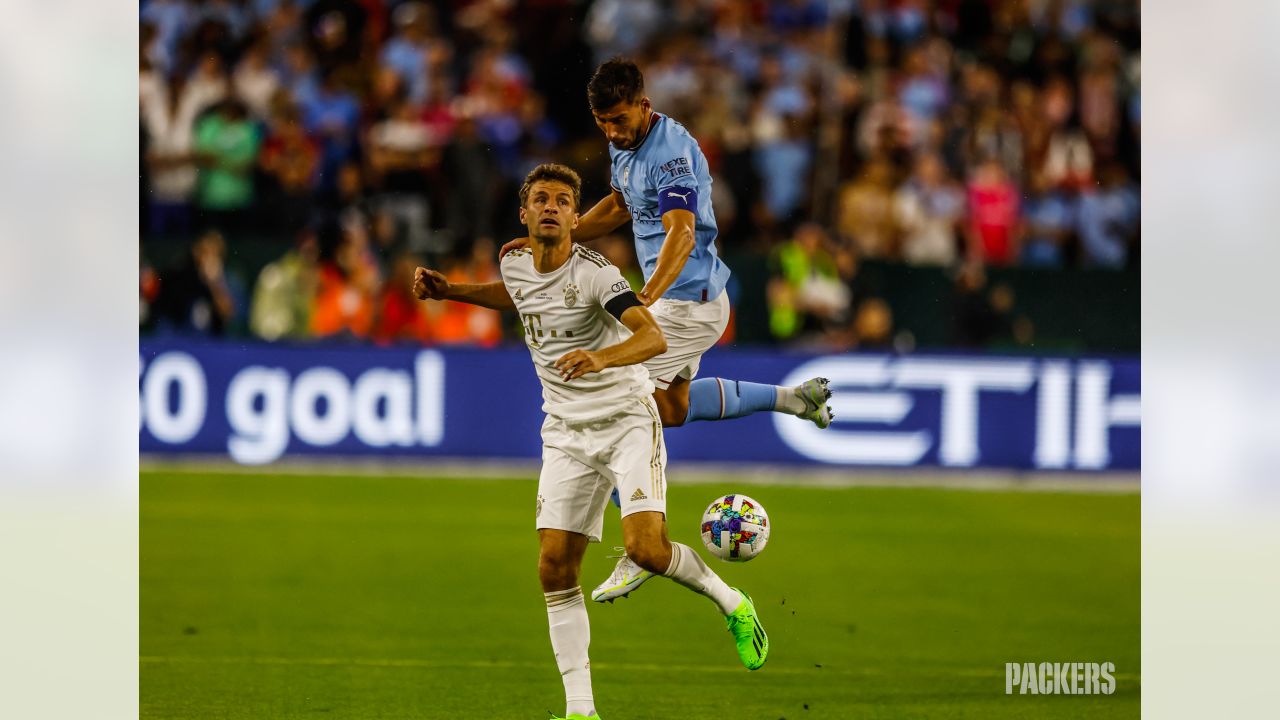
[413, 164, 769, 720]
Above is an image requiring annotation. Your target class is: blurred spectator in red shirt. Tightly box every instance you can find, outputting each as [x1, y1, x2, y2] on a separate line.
[373, 253, 433, 345]
[259, 103, 321, 237]
[966, 157, 1020, 265]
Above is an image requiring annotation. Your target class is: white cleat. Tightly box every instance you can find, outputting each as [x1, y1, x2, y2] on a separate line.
[795, 377, 834, 429]
[591, 549, 655, 603]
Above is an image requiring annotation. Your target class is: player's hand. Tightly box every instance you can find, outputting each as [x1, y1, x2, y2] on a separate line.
[636, 291, 655, 307]
[554, 349, 606, 380]
[412, 266, 450, 301]
[500, 236, 530, 258]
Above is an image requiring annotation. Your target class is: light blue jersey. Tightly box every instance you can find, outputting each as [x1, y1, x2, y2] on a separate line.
[609, 112, 731, 302]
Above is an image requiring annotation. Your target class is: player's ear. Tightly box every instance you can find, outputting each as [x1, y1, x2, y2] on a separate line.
[519, 206, 527, 225]
[570, 211, 580, 229]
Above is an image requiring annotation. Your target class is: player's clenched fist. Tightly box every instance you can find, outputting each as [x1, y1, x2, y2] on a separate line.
[412, 266, 450, 300]
[554, 349, 606, 380]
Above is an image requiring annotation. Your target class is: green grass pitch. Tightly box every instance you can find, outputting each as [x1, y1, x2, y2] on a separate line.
[141, 470, 1139, 719]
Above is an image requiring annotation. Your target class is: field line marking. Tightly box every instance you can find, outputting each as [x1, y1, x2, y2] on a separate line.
[139, 655, 1140, 681]
[141, 456, 1138, 495]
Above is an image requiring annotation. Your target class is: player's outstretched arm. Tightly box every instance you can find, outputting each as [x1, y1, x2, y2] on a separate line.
[412, 266, 515, 311]
[637, 208, 696, 305]
[571, 189, 631, 243]
[554, 304, 667, 381]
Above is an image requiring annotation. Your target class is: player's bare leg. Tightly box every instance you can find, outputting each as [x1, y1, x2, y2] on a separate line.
[613, 511, 769, 670]
[539, 529, 599, 719]
[651, 377, 692, 427]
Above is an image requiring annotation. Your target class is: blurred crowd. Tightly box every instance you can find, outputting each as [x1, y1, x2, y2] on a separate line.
[140, 0, 1140, 351]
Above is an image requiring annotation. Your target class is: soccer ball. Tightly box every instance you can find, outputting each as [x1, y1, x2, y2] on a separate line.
[700, 494, 770, 562]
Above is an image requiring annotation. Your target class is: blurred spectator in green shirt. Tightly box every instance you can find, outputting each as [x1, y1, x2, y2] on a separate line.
[194, 99, 261, 233]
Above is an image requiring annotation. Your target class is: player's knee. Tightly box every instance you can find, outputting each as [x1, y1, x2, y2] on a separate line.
[657, 402, 687, 427]
[538, 552, 578, 590]
[624, 536, 672, 574]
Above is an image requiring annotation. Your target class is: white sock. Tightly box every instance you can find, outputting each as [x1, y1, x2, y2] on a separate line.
[662, 542, 743, 615]
[774, 386, 807, 415]
[544, 587, 594, 717]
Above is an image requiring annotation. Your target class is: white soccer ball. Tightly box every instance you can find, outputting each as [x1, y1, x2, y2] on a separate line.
[700, 493, 771, 562]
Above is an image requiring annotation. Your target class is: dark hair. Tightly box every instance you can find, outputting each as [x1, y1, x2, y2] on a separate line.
[587, 57, 645, 110]
[519, 163, 582, 210]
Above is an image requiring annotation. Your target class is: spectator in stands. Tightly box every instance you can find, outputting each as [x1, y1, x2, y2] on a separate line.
[950, 261, 1033, 348]
[768, 223, 849, 341]
[1020, 169, 1075, 267]
[249, 229, 319, 341]
[232, 34, 281, 121]
[372, 253, 433, 345]
[311, 220, 379, 340]
[894, 152, 965, 266]
[380, 2, 440, 104]
[151, 229, 237, 336]
[1039, 76, 1094, 190]
[1077, 162, 1139, 269]
[965, 156, 1020, 266]
[258, 102, 320, 237]
[425, 238, 504, 347]
[834, 158, 898, 260]
[193, 98, 261, 234]
[140, 68, 219, 236]
[301, 69, 361, 191]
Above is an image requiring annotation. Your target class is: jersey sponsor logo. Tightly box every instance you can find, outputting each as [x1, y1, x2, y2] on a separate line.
[563, 283, 580, 308]
[536, 292, 552, 300]
[521, 313, 544, 348]
[659, 157, 691, 178]
[610, 280, 630, 293]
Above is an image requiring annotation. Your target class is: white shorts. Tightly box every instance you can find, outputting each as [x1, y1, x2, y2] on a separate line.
[535, 396, 668, 542]
[643, 292, 730, 390]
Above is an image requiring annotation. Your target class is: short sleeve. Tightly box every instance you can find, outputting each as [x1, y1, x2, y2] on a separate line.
[648, 135, 698, 193]
[586, 262, 634, 308]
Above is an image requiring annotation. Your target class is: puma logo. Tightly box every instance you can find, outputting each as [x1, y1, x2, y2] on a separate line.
[666, 190, 691, 203]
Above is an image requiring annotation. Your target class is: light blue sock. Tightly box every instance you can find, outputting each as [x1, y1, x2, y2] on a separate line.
[685, 378, 779, 423]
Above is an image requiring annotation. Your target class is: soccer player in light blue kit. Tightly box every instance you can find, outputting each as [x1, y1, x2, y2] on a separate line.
[506, 58, 834, 605]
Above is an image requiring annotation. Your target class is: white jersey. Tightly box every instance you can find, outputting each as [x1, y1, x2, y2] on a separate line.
[501, 244, 655, 423]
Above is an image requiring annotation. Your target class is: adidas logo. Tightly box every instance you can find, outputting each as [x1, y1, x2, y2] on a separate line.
[514, 288, 523, 301]
[630, 488, 647, 502]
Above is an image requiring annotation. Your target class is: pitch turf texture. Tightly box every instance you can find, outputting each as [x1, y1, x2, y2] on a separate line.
[141, 470, 1139, 719]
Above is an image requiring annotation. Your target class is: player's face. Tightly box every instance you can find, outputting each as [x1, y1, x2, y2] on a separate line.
[592, 98, 651, 150]
[520, 180, 579, 242]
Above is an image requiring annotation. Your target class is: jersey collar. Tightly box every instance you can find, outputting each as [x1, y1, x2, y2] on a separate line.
[626, 111, 661, 152]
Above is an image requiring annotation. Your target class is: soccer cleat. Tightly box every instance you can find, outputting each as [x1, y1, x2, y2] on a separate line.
[590, 549, 655, 603]
[794, 377, 834, 429]
[725, 588, 769, 671]
[549, 714, 601, 720]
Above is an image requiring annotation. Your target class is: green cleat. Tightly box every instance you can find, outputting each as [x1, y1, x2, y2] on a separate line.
[724, 588, 769, 670]
[549, 714, 600, 720]
[794, 377, 834, 429]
